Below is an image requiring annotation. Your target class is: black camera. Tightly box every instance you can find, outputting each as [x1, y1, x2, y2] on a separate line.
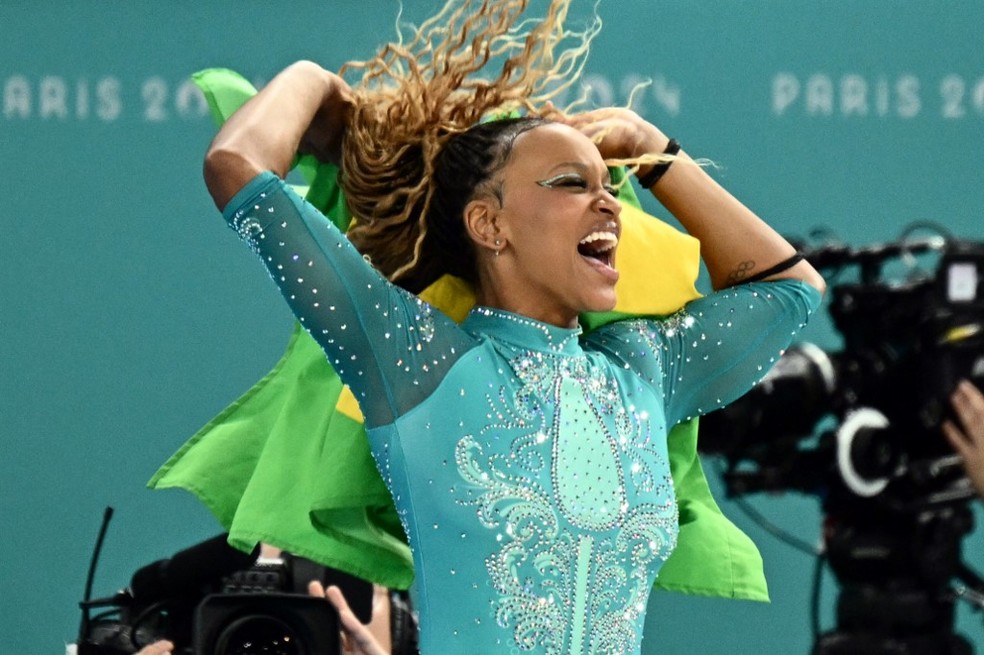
[77, 533, 374, 655]
[702, 236, 984, 504]
[699, 236, 984, 655]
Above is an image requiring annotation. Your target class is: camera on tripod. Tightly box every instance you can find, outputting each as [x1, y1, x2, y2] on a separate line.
[699, 235, 984, 655]
[76, 534, 363, 655]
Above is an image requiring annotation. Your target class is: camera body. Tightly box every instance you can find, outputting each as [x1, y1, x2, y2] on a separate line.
[193, 590, 338, 655]
[191, 554, 342, 655]
[701, 237, 984, 505]
[829, 240, 984, 453]
[78, 538, 370, 655]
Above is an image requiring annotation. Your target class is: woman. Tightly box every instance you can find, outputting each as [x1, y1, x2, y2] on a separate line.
[200, 2, 824, 653]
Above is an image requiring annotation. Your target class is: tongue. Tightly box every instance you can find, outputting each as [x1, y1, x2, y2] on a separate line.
[582, 249, 619, 282]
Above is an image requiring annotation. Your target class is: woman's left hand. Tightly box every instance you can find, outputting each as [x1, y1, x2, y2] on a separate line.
[548, 106, 669, 162]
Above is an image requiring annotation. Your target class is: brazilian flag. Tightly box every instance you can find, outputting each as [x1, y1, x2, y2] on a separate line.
[150, 68, 769, 601]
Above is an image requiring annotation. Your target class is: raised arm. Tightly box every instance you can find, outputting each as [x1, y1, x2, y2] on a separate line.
[563, 108, 826, 295]
[203, 60, 352, 211]
[200, 62, 472, 428]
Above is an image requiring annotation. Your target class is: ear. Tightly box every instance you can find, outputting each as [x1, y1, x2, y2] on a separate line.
[463, 198, 504, 253]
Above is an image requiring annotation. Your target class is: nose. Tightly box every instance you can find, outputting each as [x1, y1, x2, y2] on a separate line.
[595, 188, 621, 218]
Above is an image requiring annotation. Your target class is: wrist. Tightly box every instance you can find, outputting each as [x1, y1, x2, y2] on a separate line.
[629, 122, 669, 160]
[636, 138, 681, 189]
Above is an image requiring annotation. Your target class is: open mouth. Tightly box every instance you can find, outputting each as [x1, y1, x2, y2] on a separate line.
[577, 230, 618, 269]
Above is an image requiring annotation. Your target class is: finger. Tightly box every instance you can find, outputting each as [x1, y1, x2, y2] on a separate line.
[540, 101, 563, 120]
[573, 107, 626, 124]
[325, 585, 360, 626]
[561, 109, 604, 127]
[325, 587, 362, 634]
[942, 420, 972, 458]
[958, 379, 984, 421]
[307, 579, 327, 598]
[137, 640, 174, 655]
[319, 586, 361, 645]
[325, 586, 387, 655]
[951, 383, 984, 442]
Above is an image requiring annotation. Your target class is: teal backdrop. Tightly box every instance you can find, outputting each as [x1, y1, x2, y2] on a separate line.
[2, 1, 982, 653]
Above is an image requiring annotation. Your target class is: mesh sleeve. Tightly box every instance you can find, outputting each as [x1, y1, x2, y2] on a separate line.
[587, 280, 821, 427]
[222, 172, 475, 428]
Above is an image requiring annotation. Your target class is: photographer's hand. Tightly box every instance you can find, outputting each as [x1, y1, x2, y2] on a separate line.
[135, 640, 174, 655]
[308, 580, 389, 655]
[943, 379, 984, 498]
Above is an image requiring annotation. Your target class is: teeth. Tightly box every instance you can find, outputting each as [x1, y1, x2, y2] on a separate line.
[578, 231, 619, 250]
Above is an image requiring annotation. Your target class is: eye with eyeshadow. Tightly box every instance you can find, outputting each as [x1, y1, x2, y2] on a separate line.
[537, 173, 586, 189]
[536, 173, 620, 197]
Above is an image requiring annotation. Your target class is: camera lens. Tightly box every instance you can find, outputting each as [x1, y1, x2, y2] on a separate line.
[214, 615, 303, 655]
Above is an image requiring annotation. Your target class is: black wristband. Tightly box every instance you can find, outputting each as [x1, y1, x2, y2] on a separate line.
[739, 253, 805, 284]
[637, 138, 681, 189]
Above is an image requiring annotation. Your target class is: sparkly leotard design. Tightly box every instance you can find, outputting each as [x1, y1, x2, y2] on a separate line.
[224, 172, 820, 654]
[451, 336, 678, 654]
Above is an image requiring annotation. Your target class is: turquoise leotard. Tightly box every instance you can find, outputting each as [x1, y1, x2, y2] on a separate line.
[223, 171, 820, 654]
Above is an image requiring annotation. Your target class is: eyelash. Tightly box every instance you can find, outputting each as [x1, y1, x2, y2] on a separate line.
[544, 176, 619, 197]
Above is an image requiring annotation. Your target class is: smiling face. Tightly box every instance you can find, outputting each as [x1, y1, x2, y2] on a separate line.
[471, 122, 622, 326]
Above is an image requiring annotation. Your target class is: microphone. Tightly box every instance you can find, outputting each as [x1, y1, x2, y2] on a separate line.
[129, 534, 260, 603]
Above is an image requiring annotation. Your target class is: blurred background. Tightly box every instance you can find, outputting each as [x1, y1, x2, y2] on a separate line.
[1, 1, 982, 652]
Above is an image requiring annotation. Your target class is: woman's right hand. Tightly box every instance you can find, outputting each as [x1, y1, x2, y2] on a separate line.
[204, 61, 353, 211]
[298, 66, 353, 166]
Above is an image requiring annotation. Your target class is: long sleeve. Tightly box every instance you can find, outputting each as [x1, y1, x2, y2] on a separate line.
[587, 279, 821, 427]
[222, 172, 475, 428]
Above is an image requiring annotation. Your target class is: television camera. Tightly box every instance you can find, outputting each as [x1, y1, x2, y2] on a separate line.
[75, 526, 376, 655]
[700, 235, 984, 655]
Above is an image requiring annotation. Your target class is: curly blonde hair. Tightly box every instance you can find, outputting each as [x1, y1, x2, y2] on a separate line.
[338, 0, 600, 292]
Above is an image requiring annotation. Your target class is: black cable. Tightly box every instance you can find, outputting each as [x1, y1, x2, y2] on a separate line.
[711, 461, 829, 645]
[730, 496, 820, 555]
[79, 506, 115, 644]
[810, 551, 827, 642]
[711, 460, 820, 555]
